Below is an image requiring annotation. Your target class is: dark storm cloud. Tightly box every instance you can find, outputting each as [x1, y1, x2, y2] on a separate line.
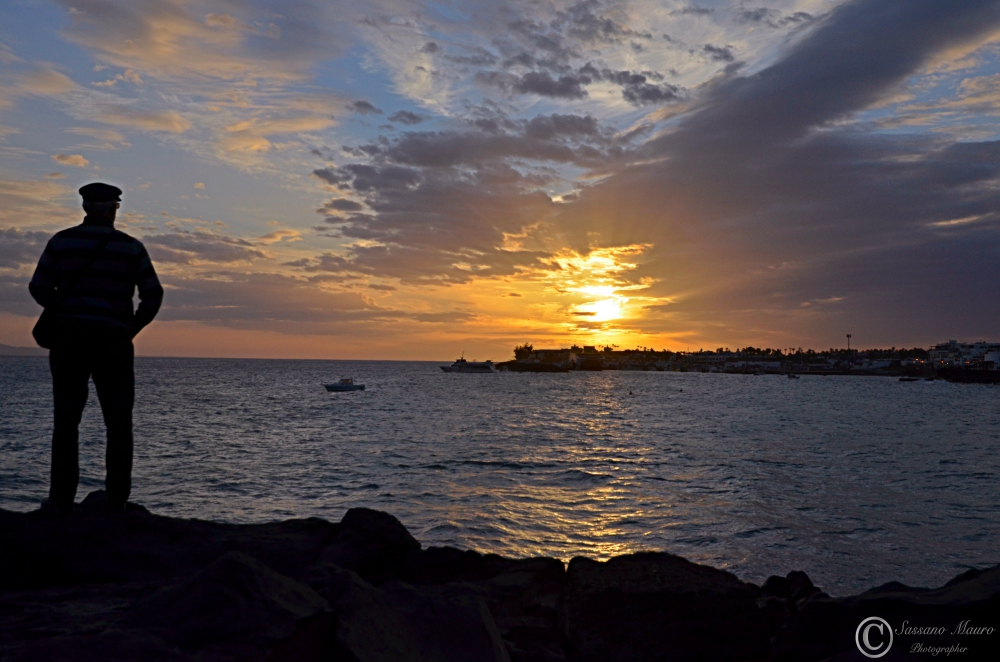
[493, 0, 656, 73]
[702, 44, 736, 62]
[0, 228, 48, 268]
[557, 0, 653, 43]
[346, 100, 382, 115]
[443, 47, 499, 67]
[303, 157, 565, 284]
[512, 71, 591, 99]
[321, 198, 364, 212]
[309, 0, 1000, 344]
[338, 164, 423, 192]
[387, 110, 426, 125]
[523, 113, 600, 140]
[673, 1, 1000, 148]
[312, 166, 352, 188]
[465, 2, 682, 107]
[671, 5, 714, 16]
[734, 7, 815, 29]
[0, 273, 39, 316]
[327, 112, 620, 177]
[155, 271, 408, 331]
[299, 106, 641, 284]
[551, 0, 1000, 342]
[595, 67, 682, 105]
[478, 64, 681, 105]
[143, 231, 267, 264]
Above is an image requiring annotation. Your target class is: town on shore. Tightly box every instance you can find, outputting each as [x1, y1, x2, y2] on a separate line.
[495, 340, 1000, 382]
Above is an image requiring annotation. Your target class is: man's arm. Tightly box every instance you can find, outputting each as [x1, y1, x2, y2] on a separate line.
[28, 237, 59, 308]
[132, 243, 163, 337]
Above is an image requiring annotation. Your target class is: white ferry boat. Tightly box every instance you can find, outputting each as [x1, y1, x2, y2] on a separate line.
[440, 358, 495, 373]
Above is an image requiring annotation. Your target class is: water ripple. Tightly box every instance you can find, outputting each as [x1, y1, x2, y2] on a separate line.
[2, 357, 999, 595]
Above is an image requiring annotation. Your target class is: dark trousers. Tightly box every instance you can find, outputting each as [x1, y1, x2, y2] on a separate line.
[49, 341, 134, 509]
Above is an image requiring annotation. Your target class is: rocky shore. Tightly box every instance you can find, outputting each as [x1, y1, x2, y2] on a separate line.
[2, 492, 997, 661]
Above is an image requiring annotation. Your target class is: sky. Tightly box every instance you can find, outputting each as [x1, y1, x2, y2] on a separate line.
[1, 0, 999, 359]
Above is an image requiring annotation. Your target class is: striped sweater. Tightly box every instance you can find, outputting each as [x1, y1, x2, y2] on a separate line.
[29, 218, 163, 340]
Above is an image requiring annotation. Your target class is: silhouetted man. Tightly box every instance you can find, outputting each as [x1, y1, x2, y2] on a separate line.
[29, 183, 163, 514]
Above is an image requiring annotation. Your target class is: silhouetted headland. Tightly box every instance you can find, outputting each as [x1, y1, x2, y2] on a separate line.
[2, 493, 998, 661]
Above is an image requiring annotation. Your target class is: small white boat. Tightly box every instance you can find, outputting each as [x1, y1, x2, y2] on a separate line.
[324, 378, 365, 392]
[440, 357, 495, 373]
[787, 373, 800, 379]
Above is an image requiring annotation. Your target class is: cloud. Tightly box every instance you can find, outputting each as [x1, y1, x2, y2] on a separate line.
[557, 0, 653, 43]
[347, 100, 382, 115]
[734, 7, 815, 29]
[671, 6, 714, 17]
[0, 178, 78, 228]
[142, 230, 268, 264]
[216, 115, 336, 155]
[479, 71, 591, 99]
[52, 0, 350, 86]
[387, 110, 425, 125]
[65, 126, 130, 149]
[0, 227, 50, 268]
[702, 44, 736, 63]
[328, 111, 625, 178]
[592, 67, 682, 106]
[254, 229, 302, 244]
[52, 153, 89, 167]
[96, 105, 191, 133]
[153, 271, 408, 332]
[542, 0, 1000, 342]
[92, 68, 143, 87]
[477, 63, 681, 106]
[298, 0, 1000, 346]
[321, 198, 364, 212]
[18, 68, 77, 95]
[6, 0, 999, 351]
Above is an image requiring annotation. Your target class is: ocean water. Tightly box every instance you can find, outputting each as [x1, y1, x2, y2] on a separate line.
[2, 356, 998, 595]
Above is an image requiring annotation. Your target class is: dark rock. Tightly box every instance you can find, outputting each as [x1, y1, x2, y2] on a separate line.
[472, 559, 566, 662]
[306, 561, 509, 661]
[266, 611, 340, 662]
[128, 551, 328, 653]
[393, 546, 524, 585]
[77, 489, 150, 515]
[312, 507, 420, 584]
[382, 546, 566, 661]
[564, 551, 770, 661]
[772, 566, 1000, 661]
[5, 492, 1000, 661]
[1, 631, 185, 662]
[761, 575, 792, 599]
[785, 570, 819, 605]
[0, 492, 337, 590]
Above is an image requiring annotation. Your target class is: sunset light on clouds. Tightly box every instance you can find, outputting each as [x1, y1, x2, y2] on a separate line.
[2, 0, 1000, 359]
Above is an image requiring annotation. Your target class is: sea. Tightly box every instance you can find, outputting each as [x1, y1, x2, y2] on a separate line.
[2, 357, 998, 595]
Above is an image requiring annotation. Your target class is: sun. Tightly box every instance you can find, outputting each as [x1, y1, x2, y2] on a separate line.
[577, 296, 625, 322]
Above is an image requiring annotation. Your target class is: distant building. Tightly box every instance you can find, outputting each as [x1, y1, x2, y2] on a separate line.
[928, 340, 1000, 368]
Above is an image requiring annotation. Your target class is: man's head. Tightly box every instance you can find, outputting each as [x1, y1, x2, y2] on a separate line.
[79, 182, 122, 221]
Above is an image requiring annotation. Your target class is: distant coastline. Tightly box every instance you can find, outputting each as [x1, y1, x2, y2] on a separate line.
[494, 341, 1000, 382]
[0, 344, 46, 357]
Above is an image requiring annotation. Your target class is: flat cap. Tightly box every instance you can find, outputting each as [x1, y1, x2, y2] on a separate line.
[79, 182, 122, 202]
